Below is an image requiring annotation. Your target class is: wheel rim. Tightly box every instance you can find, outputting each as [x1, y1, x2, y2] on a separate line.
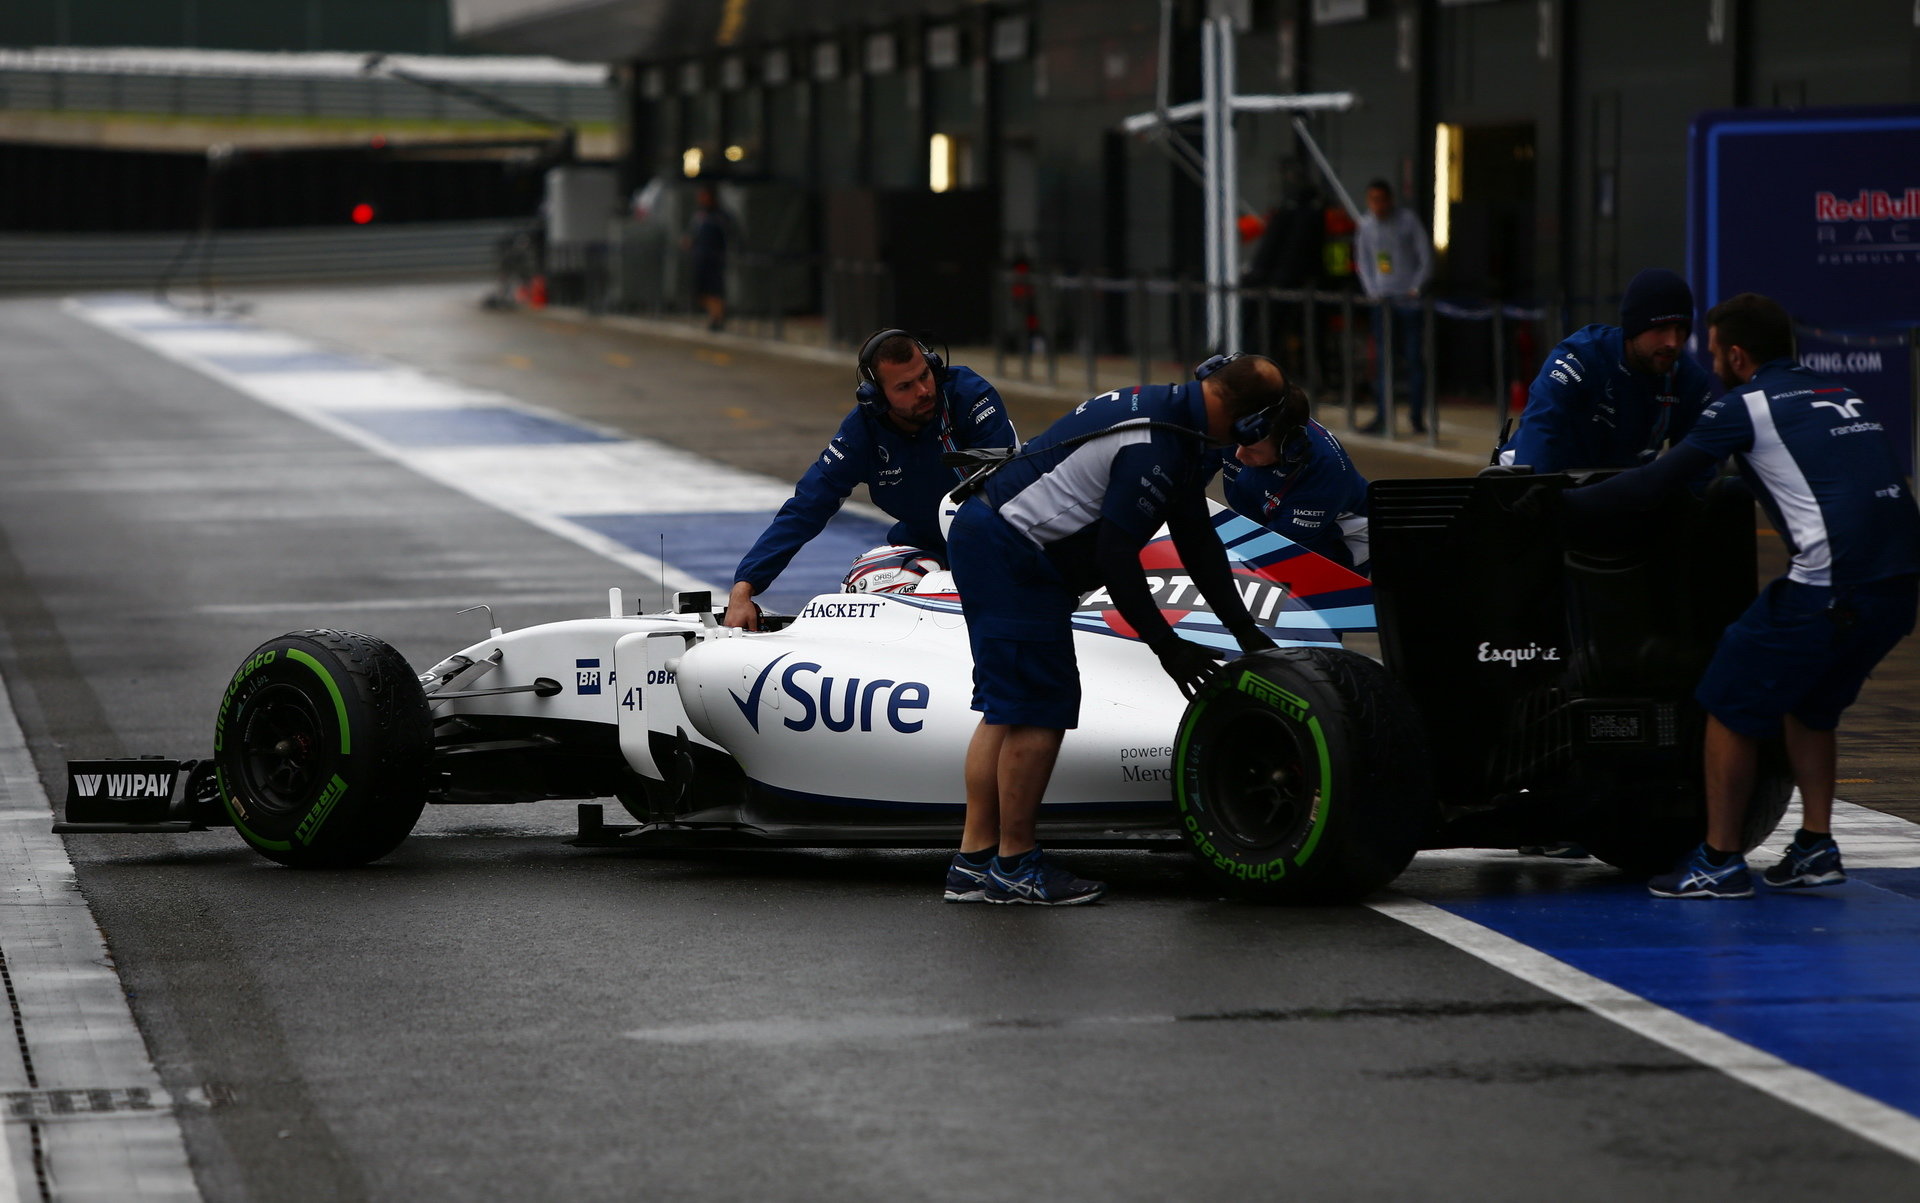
[236, 683, 331, 815]
[1199, 708, 1320, 855]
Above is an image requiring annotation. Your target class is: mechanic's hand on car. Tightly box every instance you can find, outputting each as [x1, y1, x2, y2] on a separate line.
[723, 582, 762, 631]
[1230, 625, 1278, 656]
[1155, 638, 1226, 699]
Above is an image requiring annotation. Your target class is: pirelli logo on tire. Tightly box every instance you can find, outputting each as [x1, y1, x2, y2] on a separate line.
[296, 774, 351, 845]
[1236, 670, 1308, 722]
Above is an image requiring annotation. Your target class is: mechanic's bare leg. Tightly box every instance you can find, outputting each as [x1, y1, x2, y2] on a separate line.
[1782, 714, 1838, 834]
[995, 724, 1066, 858]
[961, 719, 1007, 853]
[1703, 714, 1759, 853]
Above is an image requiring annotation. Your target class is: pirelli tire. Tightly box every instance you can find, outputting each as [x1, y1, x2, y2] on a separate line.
[213, 629, 432, 868]
[1174, 647, 1435, 903]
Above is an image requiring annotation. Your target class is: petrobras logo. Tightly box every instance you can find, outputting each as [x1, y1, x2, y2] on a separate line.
[728, 651, 931, 735]
[1814, 189, 1920, 222]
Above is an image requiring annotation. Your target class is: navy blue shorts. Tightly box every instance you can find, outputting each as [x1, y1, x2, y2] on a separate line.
[948, 499, 1082, 729]
[1696, 575, 1918, 738]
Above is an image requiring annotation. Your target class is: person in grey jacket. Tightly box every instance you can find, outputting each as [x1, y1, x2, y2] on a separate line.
[1354, 179, 1433, 434]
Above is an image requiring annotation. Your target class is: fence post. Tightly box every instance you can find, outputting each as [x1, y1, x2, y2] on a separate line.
[1422, 294, 1438, 446]
[1134, 276, 1150, 388]
[1303, 290, 1320, 402]
[1045, 272, 1059, 388]
[1378, 300, 1395, 438]
[993, 265, 1006, 381]
[1083, 273, 1098, 394]
[1490, 305, 1507, 446]
[1020, 270, 1034, 381]
[1340, 292, 1355, 429]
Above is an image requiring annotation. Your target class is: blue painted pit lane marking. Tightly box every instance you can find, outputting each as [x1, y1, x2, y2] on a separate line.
[567, 510, 892, 615]
[333, 406, 623, 447]
[1430, 871, 1920, 1123]
[197, 350, 386, 373]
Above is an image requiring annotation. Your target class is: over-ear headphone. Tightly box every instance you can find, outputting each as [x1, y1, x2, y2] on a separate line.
[1193, 351, 1243, 382]
[1198, 352, 1308, 454]
[856, 328, 945, 416]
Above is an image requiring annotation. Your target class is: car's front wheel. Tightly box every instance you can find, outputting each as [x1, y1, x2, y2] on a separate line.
[213, 629, 431, 867]
[1174, 647, 1435, 903]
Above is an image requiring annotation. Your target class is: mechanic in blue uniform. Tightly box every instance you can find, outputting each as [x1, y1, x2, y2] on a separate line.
[942, 353, 1288, 905]
[1558, 293, 1920, 899]
[723, 330, 1016, 629]
[1211, 385, 1371, 575]
[1497, 268, 1716, 472]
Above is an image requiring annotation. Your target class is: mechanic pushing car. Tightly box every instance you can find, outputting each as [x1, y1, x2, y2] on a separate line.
[1497, 267, 1717, 472]
[943, 353, 1290, 905]
[1210, 381, 1371, 575]
[1558, 292, 1920, 899]
[724, 329, 1016, 629]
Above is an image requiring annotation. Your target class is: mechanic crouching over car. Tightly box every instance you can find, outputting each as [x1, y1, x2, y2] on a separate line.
[942, 353, 1290, 905]
[1496, 267, 1717, 473]
[1557, 292, 1920, 899]
[724, 329, 1016, 629]
[1210, 378, 1370, 575]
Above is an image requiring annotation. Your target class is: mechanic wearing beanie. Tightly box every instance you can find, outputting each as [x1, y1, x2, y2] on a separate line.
[941, 355, 1286, 905]
[1496, 267, 1716, 473]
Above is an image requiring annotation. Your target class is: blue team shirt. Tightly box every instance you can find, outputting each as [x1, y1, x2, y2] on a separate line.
[1209, 419, 1369, 570]
[1681, 359, 1920, 588]
[977, 382, 1212, 591]
[733, 365, 1016, 592]
[1502, 324, 1716, 472]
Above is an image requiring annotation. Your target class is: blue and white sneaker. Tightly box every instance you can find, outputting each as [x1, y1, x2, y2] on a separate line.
[1763, 836, 1846, 889]
[984, 850, 1107, 906]
[944, 853, 991, 903]
[1648, 844, 1754, 899]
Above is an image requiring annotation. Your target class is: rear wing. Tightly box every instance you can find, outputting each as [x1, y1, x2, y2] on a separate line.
[1367, 472, 1758, 807]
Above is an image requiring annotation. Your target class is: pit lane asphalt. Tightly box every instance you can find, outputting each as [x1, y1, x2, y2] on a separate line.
[1, 288, 1915, 1200]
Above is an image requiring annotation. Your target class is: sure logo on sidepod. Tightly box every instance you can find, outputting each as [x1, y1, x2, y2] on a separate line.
[730, 652, 931, 734]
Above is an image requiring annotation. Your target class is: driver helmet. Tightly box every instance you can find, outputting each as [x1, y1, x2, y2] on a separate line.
[843, 545, 944, 595]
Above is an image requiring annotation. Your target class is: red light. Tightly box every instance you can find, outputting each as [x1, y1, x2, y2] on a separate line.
[351, 203, 375, 224]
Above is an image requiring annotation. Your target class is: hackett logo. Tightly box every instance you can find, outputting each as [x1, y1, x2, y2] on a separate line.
[1814, 189, 1920, 222]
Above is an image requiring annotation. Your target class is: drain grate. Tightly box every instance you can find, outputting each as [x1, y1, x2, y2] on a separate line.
[5, 1083, 231, 1120]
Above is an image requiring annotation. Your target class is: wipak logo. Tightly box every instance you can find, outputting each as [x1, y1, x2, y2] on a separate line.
[72, 772, 172, 799]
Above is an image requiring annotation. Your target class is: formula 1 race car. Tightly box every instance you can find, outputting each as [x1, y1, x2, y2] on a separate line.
[60, 475, 1789, 903]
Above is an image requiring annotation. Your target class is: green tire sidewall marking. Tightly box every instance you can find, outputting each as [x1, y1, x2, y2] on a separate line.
[1176, 668, 1335, 875]
[217, 644, 355, 852]
[1172, 696, 1208, 815]
[1293, 714, 1332, 866]
[287, 648, 352, 756]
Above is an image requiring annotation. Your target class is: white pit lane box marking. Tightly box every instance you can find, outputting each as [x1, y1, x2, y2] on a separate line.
[0, 673, 200, 1201]
[64, 298, 891, 601]
[1375, 796, 1920, 1167]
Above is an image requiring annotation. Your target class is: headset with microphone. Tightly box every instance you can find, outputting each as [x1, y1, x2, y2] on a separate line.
[1194, 352, 1309, 462]
[855, 328, 946, 418]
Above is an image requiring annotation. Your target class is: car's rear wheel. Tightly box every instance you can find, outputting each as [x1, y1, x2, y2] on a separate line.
[213, 629, 431, 867]
[1174, 647, 1435, 903]
[1577, 747, 1794, 877]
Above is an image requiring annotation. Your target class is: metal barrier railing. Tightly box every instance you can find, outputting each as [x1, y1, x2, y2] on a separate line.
[573, 239, 1554, 449]
[987, 268, 1549, 449]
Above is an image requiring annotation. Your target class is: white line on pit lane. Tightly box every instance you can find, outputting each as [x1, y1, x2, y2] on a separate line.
[1368, 890, 1920, 1166]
